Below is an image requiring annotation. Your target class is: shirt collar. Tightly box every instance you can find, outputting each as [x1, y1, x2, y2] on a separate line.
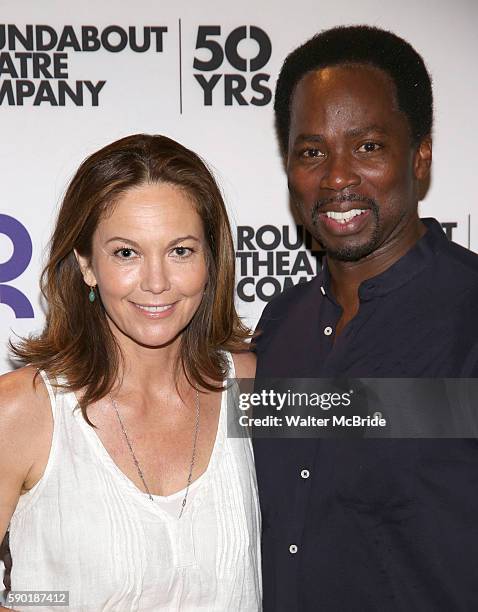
[319, 218, 447, 300]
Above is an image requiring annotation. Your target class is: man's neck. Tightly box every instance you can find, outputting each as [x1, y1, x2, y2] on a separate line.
[328, 217, 426, 327]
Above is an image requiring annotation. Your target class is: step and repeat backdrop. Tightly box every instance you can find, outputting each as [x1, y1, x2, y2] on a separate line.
[1, 0, 477, 374]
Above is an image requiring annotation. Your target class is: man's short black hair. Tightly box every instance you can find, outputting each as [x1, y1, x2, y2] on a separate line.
[274, 25, 433, 153]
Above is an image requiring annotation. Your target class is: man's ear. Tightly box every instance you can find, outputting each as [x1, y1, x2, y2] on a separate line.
[414, 136, 432, 181]
[73, 249, 97, 287]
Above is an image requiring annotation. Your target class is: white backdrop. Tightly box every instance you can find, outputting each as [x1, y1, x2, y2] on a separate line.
[1, 0, 477, 374]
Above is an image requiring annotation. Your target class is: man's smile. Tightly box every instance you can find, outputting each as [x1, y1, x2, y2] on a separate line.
[318, 208, 372, 234]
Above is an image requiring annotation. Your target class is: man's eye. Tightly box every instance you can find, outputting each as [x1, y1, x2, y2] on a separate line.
[114, 248, 136, 259]
[358, 142, 382, 153]
[301, 148, 324, 158]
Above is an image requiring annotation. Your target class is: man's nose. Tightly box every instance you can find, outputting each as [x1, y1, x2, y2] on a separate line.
[140, 257, 171, 294]
[319, 152, 361, 192]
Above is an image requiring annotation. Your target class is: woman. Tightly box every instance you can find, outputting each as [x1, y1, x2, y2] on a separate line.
[0, 135, 261, 611]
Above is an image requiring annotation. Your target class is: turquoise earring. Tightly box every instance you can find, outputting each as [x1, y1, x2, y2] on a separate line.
[88, 286, 96, 303]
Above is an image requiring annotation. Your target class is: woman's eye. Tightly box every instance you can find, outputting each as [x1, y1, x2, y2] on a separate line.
[172, 246, 193, 258]
[358, 142, 382, 153]
[114, 247, 137, 259]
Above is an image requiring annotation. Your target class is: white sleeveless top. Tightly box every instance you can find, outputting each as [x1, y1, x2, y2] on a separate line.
[9, 357, 262, 611]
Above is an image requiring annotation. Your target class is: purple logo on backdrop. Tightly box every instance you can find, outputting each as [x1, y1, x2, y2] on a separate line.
[0, 214, 34, 318]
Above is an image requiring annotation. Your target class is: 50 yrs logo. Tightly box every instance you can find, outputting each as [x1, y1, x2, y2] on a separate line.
[193, 25, 272, 106]
[0, 214, 34, 318]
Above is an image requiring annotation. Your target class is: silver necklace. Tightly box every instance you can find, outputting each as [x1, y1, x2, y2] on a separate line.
[109, 389, 200, 519]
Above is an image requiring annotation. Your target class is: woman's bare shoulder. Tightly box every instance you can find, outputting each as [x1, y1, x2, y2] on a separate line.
[0, 366, 51, 441]
[231, 349, 256, 380]
[0, 367, 53, 490]
[0, 366, 49, 410]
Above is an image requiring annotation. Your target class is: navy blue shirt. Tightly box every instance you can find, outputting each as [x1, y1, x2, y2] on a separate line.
[254, 219, 478, 611]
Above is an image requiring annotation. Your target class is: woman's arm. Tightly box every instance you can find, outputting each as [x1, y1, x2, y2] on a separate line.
[0, 368, 52, 611]
[231, 350, 257, 380]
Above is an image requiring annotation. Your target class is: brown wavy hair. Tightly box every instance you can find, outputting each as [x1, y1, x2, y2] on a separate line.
[11, 134, 250, 423]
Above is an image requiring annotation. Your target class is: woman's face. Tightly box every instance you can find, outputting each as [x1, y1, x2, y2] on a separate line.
[76, 182, 208, 352]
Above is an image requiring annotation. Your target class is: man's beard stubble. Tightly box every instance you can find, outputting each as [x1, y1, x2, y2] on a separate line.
[309, 194, 381, 262]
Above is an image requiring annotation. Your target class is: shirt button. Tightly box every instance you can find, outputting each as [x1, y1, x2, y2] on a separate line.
[324, 326, 333, 336]
[300, 469, 310, 479]
[373, 411, 382, 419]
[289, 544, 298, 554]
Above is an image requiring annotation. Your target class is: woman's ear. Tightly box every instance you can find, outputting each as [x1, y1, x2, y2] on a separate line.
[73, 249, 97, 287]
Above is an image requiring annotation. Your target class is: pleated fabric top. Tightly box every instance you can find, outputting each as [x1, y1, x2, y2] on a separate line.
[9, 356, 262, 611]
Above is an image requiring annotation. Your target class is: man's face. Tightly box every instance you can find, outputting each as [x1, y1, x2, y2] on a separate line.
[287, 64, 431, 262]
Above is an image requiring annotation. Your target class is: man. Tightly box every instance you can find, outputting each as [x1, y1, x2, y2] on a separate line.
[254, 25, 478, 611]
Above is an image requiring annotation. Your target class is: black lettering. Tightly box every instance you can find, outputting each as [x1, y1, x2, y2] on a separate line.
[276, 252, 290, 275]
[53, 53, 68, 78]
[35, 25, 57, 51]
[15, 52, 32, 78]
[7, 25, 33, 51]
[236, 252, 253, 276]
[250, 73, 271, 106]
[291, 251, 314, 275]
[57, 26, 81, 52]
[194, 26, 223, 71]
[33, 80, 58, 106]
[81, 26, 100, 51]
[283, 224, 303, 249]
[256, 277, 281, 302]
[224, 74, 247, 105]
[441, 222, 457, 240]
[194, 73, 221, 105]
[237, 226, 256, 250]
[9, 52, 66, 79]
[237, 277, 255, 303]
[84, 80, 106, 106]
[15, 79, 35, 105]
[128, 26, 150, 52]
[256, 225, 281, 250]
[252, 252, 274, 275]
[0, 52, 18, 77]
[149, 27, 168, 52]
[0, 79, 14, 104]
[15, 52, 31, 78]
[32, 53, 53, 78]
[101, 26, 127, 52]
[57, 80, 83, 105]
[249, 26, 271, 70]
[225, 26, 247, 71]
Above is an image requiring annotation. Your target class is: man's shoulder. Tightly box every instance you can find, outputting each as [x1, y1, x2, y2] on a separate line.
[253, 276, 321, 356]
[257, 276, 320, 324]
[434, 238, 478, 304]
[441, 239, 478, 279]
[422, 219, 478, 287]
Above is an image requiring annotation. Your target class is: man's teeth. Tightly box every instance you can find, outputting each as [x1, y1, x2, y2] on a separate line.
[135, 304, 172, 312]
[325, 209, 367, 224]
